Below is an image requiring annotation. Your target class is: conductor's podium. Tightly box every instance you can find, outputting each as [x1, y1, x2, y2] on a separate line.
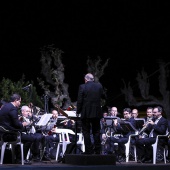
[65, 154, 116, 165]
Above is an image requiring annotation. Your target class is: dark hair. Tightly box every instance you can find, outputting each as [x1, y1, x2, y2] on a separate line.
[123, 108, 131, 113]
[154, 106, 163, 113]
[10, 93, 21, 102]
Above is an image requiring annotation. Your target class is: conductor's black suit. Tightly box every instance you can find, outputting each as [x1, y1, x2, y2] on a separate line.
[77, 78, 105, 154]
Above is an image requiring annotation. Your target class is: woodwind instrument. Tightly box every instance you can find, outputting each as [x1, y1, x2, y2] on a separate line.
[138, 118, 152, 135]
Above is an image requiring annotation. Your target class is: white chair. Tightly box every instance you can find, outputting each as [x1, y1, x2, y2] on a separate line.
[124, 134, 138, 162]
[0, 126, 24, 165]
[152, 132, 169, 164]
[54, 128, 84, 161]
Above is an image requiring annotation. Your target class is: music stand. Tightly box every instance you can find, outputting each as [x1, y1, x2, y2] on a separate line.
[119, 121, 138, 133]
[103, 116, 120, 154]
[65, 111, 81, 154]
[36, 114, 52, 126]
[104, 116, 121, 135]
[56, 107, 81, 154]
[134, 118, 145, 131]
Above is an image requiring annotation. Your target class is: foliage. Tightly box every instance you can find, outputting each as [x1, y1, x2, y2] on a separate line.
[0, 77, 43, 108]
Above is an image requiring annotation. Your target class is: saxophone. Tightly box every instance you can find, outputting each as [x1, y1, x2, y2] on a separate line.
[101, 128, 113, 145]
[101, 134, 108, 145]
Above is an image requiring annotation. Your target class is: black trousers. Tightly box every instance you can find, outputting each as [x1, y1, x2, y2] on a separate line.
[15, 133, 35, 160]
[136, 137, 156, 159]
[81, 118, 101, 153]
[29, 133, 45, 156]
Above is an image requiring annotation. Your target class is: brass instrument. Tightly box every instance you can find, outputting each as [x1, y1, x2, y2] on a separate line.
[101, 134, 108, 145]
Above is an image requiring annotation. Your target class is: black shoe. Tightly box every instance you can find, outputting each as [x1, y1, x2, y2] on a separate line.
[42, 154, 51, 161]
[137, 156, 145, 163]
[140, 157, 152, 163]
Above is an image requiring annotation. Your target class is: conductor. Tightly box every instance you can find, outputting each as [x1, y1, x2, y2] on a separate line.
[76, 73, 105, 154]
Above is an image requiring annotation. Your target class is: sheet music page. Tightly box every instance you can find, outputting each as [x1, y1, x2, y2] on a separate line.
[36, 113, 52, 126]
[64, 111, 77, 117]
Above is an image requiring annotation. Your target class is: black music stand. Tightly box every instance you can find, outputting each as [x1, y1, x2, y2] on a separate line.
[104, 116, 121, 135]
[65, 112, 81, 154]
[134, 118, 145, 131]
[119, 121, 138, 133]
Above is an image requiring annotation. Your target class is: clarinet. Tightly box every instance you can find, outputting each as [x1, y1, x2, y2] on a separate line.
[138, 118, 152, 135]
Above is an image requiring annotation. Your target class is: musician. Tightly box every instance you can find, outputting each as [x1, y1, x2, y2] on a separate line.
[106, 108, 136, 160]
[131, 109, 139, 118]
[138, 107, 155, 138]
[0, 94, 34, 165]
[101, 111, 121, 154]
[63, 119, 75, 130]
[20, 106, 51, 161]
[136, 106, 168, 163]
[144, 107, 155, 122]
[44, 109, 60, 152]
[110, 107, 120, 117]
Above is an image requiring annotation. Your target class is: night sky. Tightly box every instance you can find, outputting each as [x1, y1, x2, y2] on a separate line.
[1, 1, 170, 111]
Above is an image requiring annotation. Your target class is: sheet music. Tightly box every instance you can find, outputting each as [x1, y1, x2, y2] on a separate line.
[36, 113, 52, 126]
[64, 111, 79, 117]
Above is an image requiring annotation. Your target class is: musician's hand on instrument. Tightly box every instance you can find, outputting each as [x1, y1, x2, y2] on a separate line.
[22, 122, 29, 127]
[148, 120, 154, 125]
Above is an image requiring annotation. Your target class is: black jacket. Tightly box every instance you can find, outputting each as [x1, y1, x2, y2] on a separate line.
[0, 102, 23, 131]
[77, 81, 105, 119]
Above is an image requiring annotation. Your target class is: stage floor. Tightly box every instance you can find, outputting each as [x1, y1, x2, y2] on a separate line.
[1, 160, 170, 170]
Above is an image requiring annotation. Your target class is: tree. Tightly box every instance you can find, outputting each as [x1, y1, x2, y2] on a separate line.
[37, 45, 71, 110]
[86, 56, 109, 107]
[121, 61, 170, 120]
[0, 76, 43, 109]
[87, 56, 109, 82]
[38, 46, 110, 110]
